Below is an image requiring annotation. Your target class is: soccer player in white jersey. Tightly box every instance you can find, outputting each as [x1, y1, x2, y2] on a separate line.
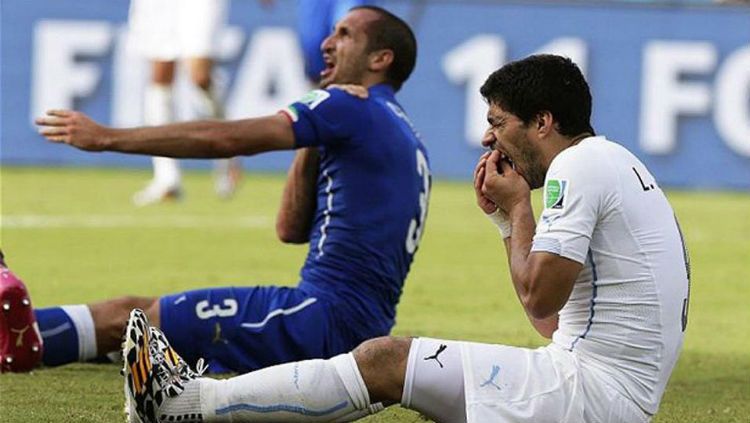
[117, 54, 689, 423]
[129, 0, 241, 205]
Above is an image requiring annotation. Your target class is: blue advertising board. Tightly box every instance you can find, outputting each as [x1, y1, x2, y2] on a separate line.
[2, 0, 749, 189]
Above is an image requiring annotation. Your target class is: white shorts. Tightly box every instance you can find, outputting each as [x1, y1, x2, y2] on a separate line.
[128, 0, 228, 60]
[460, 341, 583, 423]
[402, 338, 649, 423]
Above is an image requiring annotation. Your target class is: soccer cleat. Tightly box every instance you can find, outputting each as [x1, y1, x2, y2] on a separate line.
[132, 182, 183, 207]
[123, 309, 156, 422]
[123, 309, 206, 423]
[213, 157, 242, 200]
[0, 252, 43, 373]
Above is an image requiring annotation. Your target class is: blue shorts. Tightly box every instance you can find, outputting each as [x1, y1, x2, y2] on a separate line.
[297, 0, 376, 81]
[159, 286, 359, 373]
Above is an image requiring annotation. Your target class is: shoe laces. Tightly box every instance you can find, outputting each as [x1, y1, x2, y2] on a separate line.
[149, 334, 208, 398]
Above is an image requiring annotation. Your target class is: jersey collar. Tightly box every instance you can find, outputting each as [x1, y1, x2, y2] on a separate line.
[369, 83, 396, 98]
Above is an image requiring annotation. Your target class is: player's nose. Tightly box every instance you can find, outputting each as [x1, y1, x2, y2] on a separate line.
[321, 34, 335, 54]
[481, 129, 496, 148]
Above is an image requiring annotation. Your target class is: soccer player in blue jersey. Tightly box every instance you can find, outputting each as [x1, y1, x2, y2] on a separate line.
[31, 6, 427, 374]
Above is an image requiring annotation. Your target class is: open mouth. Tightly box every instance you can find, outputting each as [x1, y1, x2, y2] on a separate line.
[496, 150, 515, 170]
[320, 56, 336, 80]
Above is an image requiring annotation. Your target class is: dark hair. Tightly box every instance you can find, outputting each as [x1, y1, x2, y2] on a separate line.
[352, 6, 417, 91]
[480, 54, 594, 137]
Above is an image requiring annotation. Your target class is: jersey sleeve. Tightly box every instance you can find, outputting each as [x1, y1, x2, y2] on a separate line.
[279, 88, 367, 148]
[531, 149, 613, 264]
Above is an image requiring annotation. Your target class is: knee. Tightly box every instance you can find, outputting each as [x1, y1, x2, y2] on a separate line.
[90, 296, 158, 349]
[93, 296, 157, 330]
[352, 336, 413, 404]
[189, 63, 213, 90]
[113, 296, 157, 314]
[191, 73, 212, 91]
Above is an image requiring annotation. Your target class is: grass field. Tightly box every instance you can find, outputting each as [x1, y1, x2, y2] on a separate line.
[1, 166, 749, 422]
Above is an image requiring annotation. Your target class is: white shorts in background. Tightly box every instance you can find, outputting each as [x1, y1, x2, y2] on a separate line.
[461, 342, 583, 423]
[128, 0, 228, 60]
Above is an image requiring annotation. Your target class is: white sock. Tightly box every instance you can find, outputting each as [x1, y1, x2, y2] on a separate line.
[401, 338, 467, 423]
[166, 353, 384, 422]
[192, 85, 223, 120]
[144, 83, 180, 187]
[59, 305, 97, 362]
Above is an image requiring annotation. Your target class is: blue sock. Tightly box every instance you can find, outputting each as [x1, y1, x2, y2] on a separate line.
[35, 305, 97, 366]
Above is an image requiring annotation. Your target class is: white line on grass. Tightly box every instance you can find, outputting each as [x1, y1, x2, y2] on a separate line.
[1, 215, 270, 229]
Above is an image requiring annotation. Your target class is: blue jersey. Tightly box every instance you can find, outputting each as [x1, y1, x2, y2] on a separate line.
[157, 85, 429, 372]
[282, 84, 430, 340]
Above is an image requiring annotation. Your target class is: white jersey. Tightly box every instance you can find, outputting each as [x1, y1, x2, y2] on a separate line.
[531, 136, 689, 415]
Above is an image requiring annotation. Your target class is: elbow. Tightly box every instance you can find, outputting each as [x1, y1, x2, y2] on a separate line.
[521, 267, 562, 320]
[524, 296, 558, 320]
[522, 277, 560, 320]
[275, 220, 309, 244]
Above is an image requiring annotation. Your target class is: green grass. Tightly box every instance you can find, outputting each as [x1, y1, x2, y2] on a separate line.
[1, 167, 749, 422]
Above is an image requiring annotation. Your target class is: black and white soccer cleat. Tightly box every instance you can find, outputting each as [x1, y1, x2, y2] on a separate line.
[122, 308, 206, 423]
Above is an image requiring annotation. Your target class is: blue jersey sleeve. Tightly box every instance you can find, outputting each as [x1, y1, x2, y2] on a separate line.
[281, 89, 368, 148]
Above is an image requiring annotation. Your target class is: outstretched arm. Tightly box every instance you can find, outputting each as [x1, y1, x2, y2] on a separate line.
[36, 110, 295, 158]
[276, 148, 320, 244]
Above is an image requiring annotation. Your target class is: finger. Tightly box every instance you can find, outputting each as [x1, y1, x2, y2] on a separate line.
[46, 110, 72, 118]
[35, 117, 68, 126]
[330, 84, 368, 99]
[474, 156, 487, 179]
[46, 135, 68, 143]
[39, 127, 68, 136]
[485, 150, 501, 175]
[474, 151, 491, 175]
[475, 166, 485, 191]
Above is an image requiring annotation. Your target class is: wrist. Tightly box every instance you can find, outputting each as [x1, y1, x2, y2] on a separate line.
[507, 196, 532, 220]
[487, 208, 512, 238]
[101, 127, 121, 150]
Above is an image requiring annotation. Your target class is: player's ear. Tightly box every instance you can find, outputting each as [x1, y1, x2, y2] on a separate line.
[369, 49, 394, 73]
[536, 111, 554, 138]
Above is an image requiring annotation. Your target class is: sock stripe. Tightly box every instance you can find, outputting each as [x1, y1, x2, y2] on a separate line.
[214, 400, 349, 417]
[39, 322, 72, 338]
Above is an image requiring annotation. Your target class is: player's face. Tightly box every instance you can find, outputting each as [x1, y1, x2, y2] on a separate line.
[482, 103, 547, 189]
[319, 9, 377, 88]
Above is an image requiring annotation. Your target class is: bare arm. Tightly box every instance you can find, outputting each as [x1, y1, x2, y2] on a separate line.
[501, 202, 575, 338]
[276, 148, 320, 244]
[36, 110, 294, 158]
[478, 151, 581, 338]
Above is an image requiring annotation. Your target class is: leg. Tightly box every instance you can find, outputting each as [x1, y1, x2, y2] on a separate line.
[133, 60, 183, 206]
[187, 57, 213, 91]
[350, 336, 411, 405]
[186, 56, 242, 199]
[126, 309, 387, 422]
[356, 336, 467, 422]
[126, 321, 468, 423]
[159, 286, 333, 372]
[32, 295, 157, 367]
[152, 60, 176, 86]
[90, 295, 159, 355]
[180, 0, 239, 199]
